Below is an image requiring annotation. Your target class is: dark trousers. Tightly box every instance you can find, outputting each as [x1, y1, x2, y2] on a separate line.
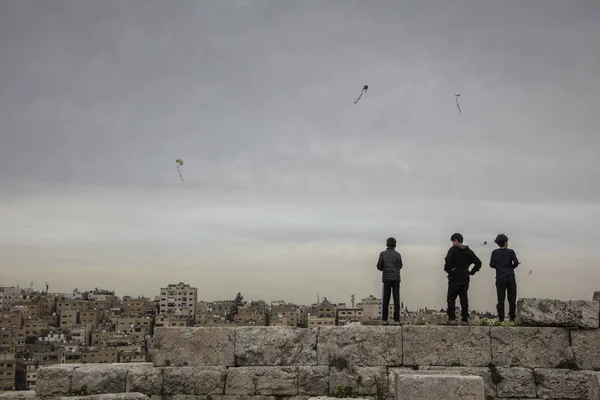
[496, 274, 517, 321]
[382, 281, 400, 322]
[447, 282, 469, 321]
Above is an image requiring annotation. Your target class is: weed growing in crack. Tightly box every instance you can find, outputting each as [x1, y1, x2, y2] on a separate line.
[488, 363, 504, 386]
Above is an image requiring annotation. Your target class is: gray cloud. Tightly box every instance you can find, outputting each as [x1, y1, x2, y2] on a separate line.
[1, 1, 599, 308]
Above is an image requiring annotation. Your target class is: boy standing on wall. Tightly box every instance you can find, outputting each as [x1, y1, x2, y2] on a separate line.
[490, 234, 520, 326]
[376, 237, 403, 325]
[444, 233, 482, 325]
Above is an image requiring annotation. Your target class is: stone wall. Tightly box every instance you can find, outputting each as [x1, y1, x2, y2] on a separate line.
[29, 298, 600, 400]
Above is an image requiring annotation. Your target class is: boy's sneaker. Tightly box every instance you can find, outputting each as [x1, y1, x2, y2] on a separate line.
[497, 321, 506, 327]
[447, 320, 457, 325]
[509, 321, 515, 327]
[382, 320, 389, 326]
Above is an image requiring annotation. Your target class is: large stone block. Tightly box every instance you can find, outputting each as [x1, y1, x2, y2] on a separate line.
[402, 326, 491, 367]
[298, 367, 329, 396]
[35, 364, 77, 396]
[496, 367, 535, 398]
[60, 395, 150, 400]
[162, 367, 227, 395]
[225, 367, 299, 396]
[150, 327, 235, 367]
[125, 365, 164, 395]
[395, 374, 485, 400]
[387, 368, 461, 397]
[72, 364, 131, 394]
[516, 298, 600, 329]
[329, 366, 388, 397]
[571, 329, 600, 370]
[235, 327, 318, 366]
[317, 326, 402, 367]
[534, 369, 600, 400]
[491, 327, 571, 368]
[419, 366, 495, 399]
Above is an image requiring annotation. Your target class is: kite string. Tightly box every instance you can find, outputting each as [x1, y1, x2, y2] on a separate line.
[177, 165, 184, 181]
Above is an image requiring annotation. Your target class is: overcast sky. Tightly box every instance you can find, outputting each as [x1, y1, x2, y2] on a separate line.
[1, 1, 599, 312]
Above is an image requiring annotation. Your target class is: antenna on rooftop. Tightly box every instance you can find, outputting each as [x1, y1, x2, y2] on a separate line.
[351, 294, 355, 308]
[317, 293, 320, 305]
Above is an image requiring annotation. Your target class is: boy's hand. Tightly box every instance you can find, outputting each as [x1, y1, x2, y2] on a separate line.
[469, 270, 476, 275]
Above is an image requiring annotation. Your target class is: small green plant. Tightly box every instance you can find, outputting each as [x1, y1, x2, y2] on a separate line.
[411, 364, 419, 370]
[206, 395, 212, 400]
[331, 384, 358, 398]
[329, 355, 349, 371]
[488, 363, 504, 385]
[479, 318, 490, 326]
[69, 386, 88, 396]
[556, 359, 581, 371]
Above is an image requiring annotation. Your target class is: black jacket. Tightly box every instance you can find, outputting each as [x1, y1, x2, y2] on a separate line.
[377, 247, 403, 282]
[444, 244, 482, 284]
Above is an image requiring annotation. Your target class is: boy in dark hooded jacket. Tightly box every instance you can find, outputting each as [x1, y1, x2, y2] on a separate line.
[490, 233, 520, 326]
[376, 237, 403, 325]
[444, 233, 482, 325]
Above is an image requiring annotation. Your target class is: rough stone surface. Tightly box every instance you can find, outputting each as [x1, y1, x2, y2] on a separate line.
[225, 367, 299, 396]
[420, 366, 495, 399]
[60, 394, 150, 400]
[298, 367, 329, 396]
[571, 329, 600, 370]
[126, 365, 164, 395]
[534, 369, 600, 400]
[162, 367, 227, 395]
[329, 366, 388, 396]
[395, 374, 485, 400]
[491, 327, 571, 368]
[72, 364, 130, 394]
[516, 298, 600, 329]
[318, 326, 402, 366]
[403, 326, 491, 367]
[496, 367, 536, 398]
[0, 391, 37, 399]
[593, 291, 600, 303]
[35, 364, 77, 396]
[150, 327, 235, 367]
[235, 327, 317, 366]
[387, 368, 461, 396]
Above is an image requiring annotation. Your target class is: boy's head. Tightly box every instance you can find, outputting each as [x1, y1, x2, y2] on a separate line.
[450, 233, 463, 245]
[495, 234, 509, 248]
[386, 237, 396, 248]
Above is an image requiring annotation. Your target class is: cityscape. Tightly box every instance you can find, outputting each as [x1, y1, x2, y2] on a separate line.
[0, 281, 497, 391]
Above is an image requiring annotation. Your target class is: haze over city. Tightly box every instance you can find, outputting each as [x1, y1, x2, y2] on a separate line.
[1, 1, 599, 312]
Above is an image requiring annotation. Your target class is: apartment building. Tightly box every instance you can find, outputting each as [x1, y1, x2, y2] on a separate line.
[0, 353, 16, 390]
[336, 307, 369, 325]
[234, 301, 268, 326]
[270, 302, 299, 327]
[159, 283, 197, 316]
[15, 359, 38, 390]
[127, 297, 154, 317]
[307, 316, 335, 327]
[79, 309, 102, 329]
[0, 287, 19, 312]
[59, 310, 78, 330]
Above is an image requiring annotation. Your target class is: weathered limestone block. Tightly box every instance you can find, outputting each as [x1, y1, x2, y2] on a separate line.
[162, 367, 227, 395]
[572, 329, 600, 370]
[402, 326, 491, 367]
[419, 366, 495, 399]
[150, 327, 235, 367]
[491, 327, 571, 368]
[36, 364, 77, 396]
[318, 326, 402, 366]
[395, 374, 485, 400]
[329, 366, 388, 396]
[126, 365, 164, 395]
[387, 368, 461, 396]
[235, 327, 317, 366]
[61, 395, 150, 400]
[496, 367, 536, 398]
[298, 367, 329, 396]
[0, 390, 37, 399]
[534, 369, 600, 400]
[153, 396, 286, 400]
[516, 298, 600, 329]
[72, 364, 131, 394]
[308, 398, 369, 400]
[225, 367, 299, 396]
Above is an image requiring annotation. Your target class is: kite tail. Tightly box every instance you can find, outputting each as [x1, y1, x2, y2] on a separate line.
[354, 92, 363, 104]
[455, 98, 462, 113]
[177, 165, 184, 181]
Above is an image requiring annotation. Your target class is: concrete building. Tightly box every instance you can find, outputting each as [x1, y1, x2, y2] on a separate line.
[159, 283, 197, 316]
[336, 307, 369, 325]
[15, 358, 38, 390]
[59, 310, 78, 330]
[270, 302, 299, 327]
[307, 316, 335, 327]
[0, 353, 16, 390]
[79, 309, 102, 329]
[0, 287, 19, 312]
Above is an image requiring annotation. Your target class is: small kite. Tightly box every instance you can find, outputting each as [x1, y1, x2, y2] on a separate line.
[480, 241, 487, 246]
[527, 270, 532, 278]
[354, 85, 368, 104]
[455, 94, 462, 113]
[176, 159, 184, 181]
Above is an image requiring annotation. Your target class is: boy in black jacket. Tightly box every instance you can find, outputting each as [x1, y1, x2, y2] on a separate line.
[490, 233, 520, 326]
[376, 237, 403, 325]
[444, 233, 482, 325]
